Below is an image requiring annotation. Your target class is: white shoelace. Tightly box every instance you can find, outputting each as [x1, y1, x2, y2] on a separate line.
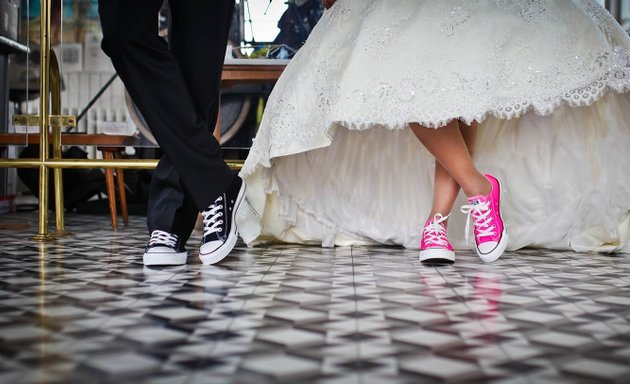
[460, 200, 496, 244]
[148, 230, 179, 248]
[423, 213, 450, 247]
[202, 197, 224, 237]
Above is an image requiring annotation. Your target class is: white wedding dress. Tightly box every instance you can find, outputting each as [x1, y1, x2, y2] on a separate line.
[237, 0, 630, 253]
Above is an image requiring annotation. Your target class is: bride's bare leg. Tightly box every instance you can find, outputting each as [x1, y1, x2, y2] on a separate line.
[410, 120, 490, 198]
[429, 121, 479, 219]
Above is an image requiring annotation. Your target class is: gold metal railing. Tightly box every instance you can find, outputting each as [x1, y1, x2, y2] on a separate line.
[0, 1, 244, 241]
[0, 0, 90, 240]
[35, 0, 53, 240]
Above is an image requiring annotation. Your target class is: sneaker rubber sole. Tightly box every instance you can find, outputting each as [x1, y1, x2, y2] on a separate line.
[420, 248, 455, 263]
[143, 250, 187, 266]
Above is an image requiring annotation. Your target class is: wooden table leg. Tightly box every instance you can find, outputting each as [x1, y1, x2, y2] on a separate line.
[114, 151, 129, 227]
[213, 103, 222, 142]
[101, 149, 118, 230]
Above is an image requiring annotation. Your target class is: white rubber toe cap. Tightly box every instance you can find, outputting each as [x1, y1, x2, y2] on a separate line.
[419, 248, 455, 262]
[199, 235, 237, 265]
[476, 231, 508, 263]
[200, 240, 222, 255]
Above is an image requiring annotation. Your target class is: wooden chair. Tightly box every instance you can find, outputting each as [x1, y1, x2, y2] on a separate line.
[0, 133, 138, 230]
[97, 146, 128, 230]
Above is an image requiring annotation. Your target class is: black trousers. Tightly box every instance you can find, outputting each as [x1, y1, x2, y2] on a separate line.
[98, 0, 235, 243]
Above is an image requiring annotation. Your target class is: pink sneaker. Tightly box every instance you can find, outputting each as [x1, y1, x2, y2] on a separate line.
[460, 174, 508, 263]
[419, 213, 455, 262]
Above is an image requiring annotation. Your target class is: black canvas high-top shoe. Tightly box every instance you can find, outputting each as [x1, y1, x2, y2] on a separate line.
[143, 230, 187, 266]
[199, 176, 246, 265]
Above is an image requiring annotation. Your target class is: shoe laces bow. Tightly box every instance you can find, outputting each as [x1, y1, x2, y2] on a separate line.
[460, 200, 496, 244]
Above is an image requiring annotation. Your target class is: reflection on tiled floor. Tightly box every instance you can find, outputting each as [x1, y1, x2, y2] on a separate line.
[1, 212, 630, 383]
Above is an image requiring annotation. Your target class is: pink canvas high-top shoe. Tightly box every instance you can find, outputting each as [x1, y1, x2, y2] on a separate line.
[460, 174, 508, 262]
[420, 213, 455, 262]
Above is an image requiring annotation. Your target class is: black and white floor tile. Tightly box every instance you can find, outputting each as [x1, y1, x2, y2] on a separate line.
[0, 212, 629, 383]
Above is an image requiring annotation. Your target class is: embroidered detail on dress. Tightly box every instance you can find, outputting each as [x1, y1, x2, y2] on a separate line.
[497, 0, 547, 23]
[440, 3, 471, 36]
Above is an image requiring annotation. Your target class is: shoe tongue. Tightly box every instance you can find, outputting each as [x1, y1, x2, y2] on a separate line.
[468, 196, 484, 205]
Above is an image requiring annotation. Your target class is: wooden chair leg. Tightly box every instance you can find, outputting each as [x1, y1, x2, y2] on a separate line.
[114, 151, 129, 227]
[101, 149, 118, 230]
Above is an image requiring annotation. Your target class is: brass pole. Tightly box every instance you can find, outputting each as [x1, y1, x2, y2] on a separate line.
[0, 159, 158, 169]
[49, 50, 70, 236]
[34, 0, 54, 241]
[0, 158, 244, 170]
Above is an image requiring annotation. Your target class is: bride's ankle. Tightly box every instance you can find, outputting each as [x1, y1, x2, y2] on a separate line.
[463, 175, 492, 197]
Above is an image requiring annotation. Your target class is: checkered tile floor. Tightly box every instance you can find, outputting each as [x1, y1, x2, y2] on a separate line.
[1, 212, 629, 383]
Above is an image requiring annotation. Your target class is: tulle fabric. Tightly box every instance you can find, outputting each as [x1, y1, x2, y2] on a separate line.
[237, 92, 630, 252]
[237, 0, 630, 253]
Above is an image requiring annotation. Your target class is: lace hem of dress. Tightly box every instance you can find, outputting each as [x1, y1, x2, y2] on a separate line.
[339, 71, 630, 130]
[242, 43, 630, 176]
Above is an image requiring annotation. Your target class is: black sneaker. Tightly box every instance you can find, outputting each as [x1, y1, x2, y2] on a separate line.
[143, 230, 187, 266]
[199, 176, 246, 265]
